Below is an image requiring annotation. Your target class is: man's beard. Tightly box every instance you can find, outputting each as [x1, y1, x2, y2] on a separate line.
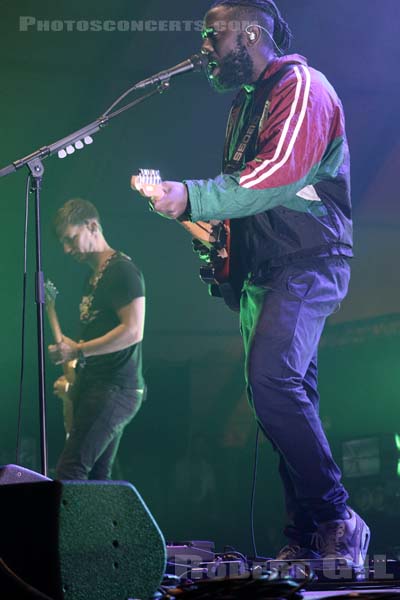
[207, 37, 254, 93]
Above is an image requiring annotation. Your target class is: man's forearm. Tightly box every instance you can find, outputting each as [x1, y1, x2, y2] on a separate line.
[79, 324, 142, 357]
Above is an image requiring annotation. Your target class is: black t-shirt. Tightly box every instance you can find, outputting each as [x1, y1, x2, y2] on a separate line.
[78, 252, 145, 388]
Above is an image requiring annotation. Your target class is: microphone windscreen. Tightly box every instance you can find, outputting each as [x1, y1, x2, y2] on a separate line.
[190, 53, 207, 72]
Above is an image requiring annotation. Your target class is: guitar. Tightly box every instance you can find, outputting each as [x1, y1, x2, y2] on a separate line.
[44, 280, 75, 437]
[130, 169, 242, 311]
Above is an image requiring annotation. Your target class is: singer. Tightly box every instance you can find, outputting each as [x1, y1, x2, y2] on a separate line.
[132, 0, 370, 564]
[48, 199, 145, 480]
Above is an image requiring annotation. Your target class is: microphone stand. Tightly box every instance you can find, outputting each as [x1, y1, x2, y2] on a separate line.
[0, 81, 170, 476]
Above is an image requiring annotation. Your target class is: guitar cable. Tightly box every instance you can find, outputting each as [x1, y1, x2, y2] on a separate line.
[15, 173, 31, 464]
[250, 426, 260, 559]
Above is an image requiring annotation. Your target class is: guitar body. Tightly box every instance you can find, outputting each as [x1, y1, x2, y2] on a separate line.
[53, 378, 74, 438]
[195, 219, 241, 312]
[131, 170, 243, 311]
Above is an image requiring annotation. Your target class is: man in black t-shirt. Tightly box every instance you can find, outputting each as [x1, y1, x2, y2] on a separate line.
[48, 198, 145, 480]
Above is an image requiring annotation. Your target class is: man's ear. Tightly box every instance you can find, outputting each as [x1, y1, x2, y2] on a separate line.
[86, 219, 98, 233]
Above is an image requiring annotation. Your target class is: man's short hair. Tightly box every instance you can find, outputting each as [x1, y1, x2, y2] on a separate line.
[209, 0, 292, 53]
[54, 198, 101, 238]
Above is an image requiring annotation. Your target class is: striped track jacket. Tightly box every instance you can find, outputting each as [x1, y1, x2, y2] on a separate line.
[185, 54, 353, 276]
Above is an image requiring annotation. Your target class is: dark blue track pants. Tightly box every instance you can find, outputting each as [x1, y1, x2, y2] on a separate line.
[240, 256, 350, 531]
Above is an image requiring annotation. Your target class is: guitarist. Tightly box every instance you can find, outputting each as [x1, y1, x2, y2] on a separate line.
[48, 199, 145, 480]
[133, 0, 370, 567]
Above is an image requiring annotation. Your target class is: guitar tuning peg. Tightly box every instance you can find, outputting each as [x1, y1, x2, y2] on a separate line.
[58, 149, 67, 159]
[75, 140, 84, 150]
[84, 136, 93, 145]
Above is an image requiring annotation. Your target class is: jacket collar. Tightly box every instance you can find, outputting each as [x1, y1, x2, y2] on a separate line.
[243, 53, 308, 94]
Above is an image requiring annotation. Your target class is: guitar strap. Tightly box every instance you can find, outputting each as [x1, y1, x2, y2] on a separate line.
[209, 64, 295, 311]
[224, 64, 295, 175]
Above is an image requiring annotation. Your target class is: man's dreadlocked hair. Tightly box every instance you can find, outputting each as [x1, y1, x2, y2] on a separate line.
[209, 0, 292, 54]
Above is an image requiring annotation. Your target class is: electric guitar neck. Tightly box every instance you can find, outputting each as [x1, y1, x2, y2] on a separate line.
[44, 280, 75, 436]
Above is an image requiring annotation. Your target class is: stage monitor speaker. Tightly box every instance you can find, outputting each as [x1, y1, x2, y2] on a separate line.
[0, 479, 166, 600]
[0, 463, 51, 484]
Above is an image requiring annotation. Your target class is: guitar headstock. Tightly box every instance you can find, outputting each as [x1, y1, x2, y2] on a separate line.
[45, 279, 59, 307]
[130, 169, 164, 200]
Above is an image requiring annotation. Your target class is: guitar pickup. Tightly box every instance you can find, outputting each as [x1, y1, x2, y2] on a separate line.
[199, 265, 219, 285]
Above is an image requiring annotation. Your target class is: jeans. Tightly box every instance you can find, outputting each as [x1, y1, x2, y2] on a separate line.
[240, 256, 350, 531]
[56, 379, 144, 480]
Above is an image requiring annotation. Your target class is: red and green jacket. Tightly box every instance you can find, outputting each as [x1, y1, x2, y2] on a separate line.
[185, 54, 352, 276]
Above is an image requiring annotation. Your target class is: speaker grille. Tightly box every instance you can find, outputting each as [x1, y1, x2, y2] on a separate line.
[59, 481, 166, 600]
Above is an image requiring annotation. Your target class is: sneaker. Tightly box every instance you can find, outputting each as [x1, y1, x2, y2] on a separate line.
[313, 508, 370, 567]
[275, 543, 320, 561]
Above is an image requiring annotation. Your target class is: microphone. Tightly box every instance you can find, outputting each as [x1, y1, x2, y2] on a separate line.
[134, 54, 206, 90]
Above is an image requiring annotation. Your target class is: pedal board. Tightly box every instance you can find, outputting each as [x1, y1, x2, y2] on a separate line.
[167, 541, 252, 581]
[167, 540, 216, 578]
[263, 557, 400, 585]
[166, 542, 400, 588]
[263, 558, 367, 583]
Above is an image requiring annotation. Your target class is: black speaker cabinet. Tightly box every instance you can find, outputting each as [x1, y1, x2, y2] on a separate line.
[0, 479, 166, 600]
